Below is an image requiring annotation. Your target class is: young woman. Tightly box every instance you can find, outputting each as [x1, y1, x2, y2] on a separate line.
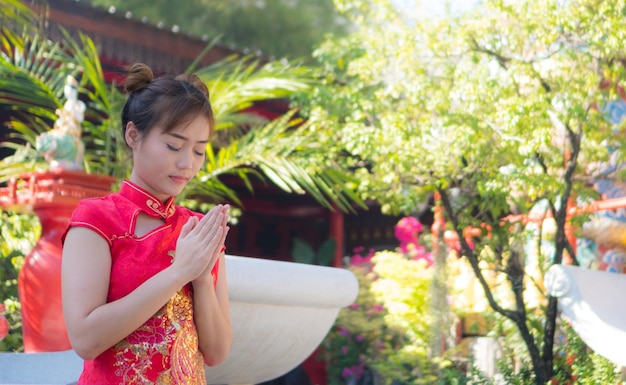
[62, 63, 232, 384]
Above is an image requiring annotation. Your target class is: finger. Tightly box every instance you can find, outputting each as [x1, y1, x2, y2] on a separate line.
[220, 206, 230, 226]
[195, 205, 221, 228]
[207, 226, 224, 254]
[208, 225, 229, 257]
[180, 216, 198, 238]
[190, 205, 221, 239]
[218, 226, 230, 252]
[197, 212, 223, 244]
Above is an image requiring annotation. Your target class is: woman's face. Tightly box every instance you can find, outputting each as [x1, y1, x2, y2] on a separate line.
[127, 114, 210, 201]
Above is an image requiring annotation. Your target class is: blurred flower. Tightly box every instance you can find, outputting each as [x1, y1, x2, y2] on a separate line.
[395, 216, 432, 266]
[350, 247, 375, 266]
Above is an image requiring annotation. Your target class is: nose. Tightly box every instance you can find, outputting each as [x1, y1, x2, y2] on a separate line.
[176, 149, 194, 170]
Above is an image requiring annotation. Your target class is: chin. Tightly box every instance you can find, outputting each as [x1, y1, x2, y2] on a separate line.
[167, 184, 187, 197]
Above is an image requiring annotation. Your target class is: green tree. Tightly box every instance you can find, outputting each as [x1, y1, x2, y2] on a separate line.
[296, 0, 626, 382]
[83, 0, 350, 61]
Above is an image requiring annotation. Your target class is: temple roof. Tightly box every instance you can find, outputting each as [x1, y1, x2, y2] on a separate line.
[38, 0, 243, 78]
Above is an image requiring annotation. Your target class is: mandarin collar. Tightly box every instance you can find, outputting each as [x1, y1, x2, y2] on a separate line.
[119, 180, 176, 220]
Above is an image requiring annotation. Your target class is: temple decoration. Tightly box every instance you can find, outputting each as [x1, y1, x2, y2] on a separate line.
[35, 76, 85, 171]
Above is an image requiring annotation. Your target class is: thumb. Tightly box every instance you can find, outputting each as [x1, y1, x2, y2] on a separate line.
[180, 216, 198, 238]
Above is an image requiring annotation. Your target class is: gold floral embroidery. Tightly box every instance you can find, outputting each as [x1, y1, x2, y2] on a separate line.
[145, 198, 176, 219]
[112, 287, 205, 384]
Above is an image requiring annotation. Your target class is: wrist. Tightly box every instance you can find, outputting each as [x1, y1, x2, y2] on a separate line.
[192, 276, 216, 289]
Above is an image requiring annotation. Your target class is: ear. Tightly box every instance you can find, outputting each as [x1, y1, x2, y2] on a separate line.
[125, 122, 141, 148]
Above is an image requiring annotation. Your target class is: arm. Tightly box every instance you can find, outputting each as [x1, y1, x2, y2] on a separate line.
[62, 206, 226, 360]
[193, 252, 233, 366]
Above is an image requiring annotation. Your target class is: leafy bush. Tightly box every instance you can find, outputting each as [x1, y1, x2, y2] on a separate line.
[322, 242, 463, 385]
[0, 211, 40, 351]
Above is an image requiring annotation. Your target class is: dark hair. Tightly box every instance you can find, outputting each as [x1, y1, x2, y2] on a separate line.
[121, 63, 215, 145]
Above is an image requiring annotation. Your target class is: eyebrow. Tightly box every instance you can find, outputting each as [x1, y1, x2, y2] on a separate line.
[167, 132, 210, 144]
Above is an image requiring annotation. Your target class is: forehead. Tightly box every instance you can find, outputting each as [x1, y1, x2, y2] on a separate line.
[161, 114, 211, 141]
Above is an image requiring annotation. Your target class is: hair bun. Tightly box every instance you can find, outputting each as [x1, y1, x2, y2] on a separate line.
[175, 73, 209, 98]
[124, 63, 154, 94]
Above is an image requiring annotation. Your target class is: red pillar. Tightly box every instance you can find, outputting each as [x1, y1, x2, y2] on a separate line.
[329, 208, 344, 267]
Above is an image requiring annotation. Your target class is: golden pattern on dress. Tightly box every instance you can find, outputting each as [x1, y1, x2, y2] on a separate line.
[145, 198, 176, 219]
[112, 287, 206, 384]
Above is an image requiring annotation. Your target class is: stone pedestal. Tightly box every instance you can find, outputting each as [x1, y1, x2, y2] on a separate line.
[0, 170, 115, 352]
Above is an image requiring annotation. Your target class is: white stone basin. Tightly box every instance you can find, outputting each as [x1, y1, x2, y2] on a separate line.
[545, 264, 626, 366]
[0, 255, 359, 385]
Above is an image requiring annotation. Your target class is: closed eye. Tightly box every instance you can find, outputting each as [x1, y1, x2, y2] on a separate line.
[194, 151, 205, 156]
[167, 144, 181, 151]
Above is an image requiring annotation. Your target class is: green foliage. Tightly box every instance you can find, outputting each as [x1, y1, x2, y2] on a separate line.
[0, 211, 40, 351]
[322, 251, 401, 384]
[296, 0, 626, 382]
[302, 0, 625, 216]
[551, 320, 624, 385]
[0, 0, 39, 51]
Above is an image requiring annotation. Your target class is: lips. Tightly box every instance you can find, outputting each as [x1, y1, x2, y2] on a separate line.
[169, 176, 190, 184]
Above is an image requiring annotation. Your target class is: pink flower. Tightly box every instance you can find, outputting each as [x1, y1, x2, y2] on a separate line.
[350, 247, 375, 266]
[342, 363, 365, 379]
[395, 217, 422, 253]
[394, 217, 423, 245]
[368, 304, 384, 314]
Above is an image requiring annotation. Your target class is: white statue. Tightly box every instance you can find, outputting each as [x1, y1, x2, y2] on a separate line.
[36, 76, 86, 171]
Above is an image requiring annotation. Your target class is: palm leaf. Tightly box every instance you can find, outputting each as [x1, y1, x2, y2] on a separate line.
[189, 56, 366, 212]
[190, 110, 365, 212]
[0, 35, 69, 120]
[196, 55, 317, 130]
[0, 0, 38, 52]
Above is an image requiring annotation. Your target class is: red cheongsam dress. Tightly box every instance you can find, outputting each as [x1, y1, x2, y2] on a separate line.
[65, 180, 219, 385]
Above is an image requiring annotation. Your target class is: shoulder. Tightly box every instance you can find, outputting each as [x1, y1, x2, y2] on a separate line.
[71, 194, 122, 221]
[67, 193, 127, 245]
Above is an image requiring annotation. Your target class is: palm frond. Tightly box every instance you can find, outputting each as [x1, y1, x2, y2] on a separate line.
[191, 110, 365, 212]
[0, 35, 69, 120]
[0, 0, 38, 52]
[196, 55, 318, 130]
